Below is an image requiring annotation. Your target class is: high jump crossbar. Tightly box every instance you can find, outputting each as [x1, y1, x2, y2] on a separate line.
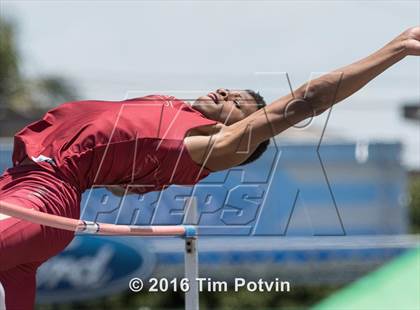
[0, 197, 200, 310]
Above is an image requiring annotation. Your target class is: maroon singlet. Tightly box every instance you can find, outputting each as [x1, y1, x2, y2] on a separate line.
[12, 95, 217, 193]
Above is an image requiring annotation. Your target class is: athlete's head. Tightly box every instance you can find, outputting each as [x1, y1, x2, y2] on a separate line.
[192, 88, 270, 166]
[193, 88, 261, 124]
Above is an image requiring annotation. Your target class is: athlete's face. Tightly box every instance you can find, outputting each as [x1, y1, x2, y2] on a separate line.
[192, 89, 259, 125]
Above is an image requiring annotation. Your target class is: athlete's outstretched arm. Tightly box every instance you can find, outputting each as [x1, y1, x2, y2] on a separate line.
[197, 26, 420, 170]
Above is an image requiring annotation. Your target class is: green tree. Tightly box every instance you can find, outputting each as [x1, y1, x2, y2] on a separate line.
[0, 16, 78, 113]
[0, 17, 22, 108]
[408, 176, 420, 233]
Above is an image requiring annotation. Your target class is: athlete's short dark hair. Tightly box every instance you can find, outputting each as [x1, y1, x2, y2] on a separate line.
[237, 90, 270, 166]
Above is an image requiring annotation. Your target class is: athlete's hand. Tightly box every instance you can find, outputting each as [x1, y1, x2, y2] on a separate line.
[396, 26, 420, 56]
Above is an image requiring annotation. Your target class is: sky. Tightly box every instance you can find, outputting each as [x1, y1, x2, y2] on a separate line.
[1, 0, 419, 168]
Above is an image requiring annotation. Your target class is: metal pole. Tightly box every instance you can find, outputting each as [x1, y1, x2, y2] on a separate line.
[184, 197, 199, 310]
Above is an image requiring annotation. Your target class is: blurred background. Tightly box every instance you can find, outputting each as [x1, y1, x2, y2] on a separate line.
[0, 1, 419, 309]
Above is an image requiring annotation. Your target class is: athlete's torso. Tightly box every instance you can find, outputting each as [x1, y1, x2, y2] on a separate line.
[12, 95, 217, 193]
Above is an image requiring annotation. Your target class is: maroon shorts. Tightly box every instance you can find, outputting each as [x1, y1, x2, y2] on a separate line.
[0, 164, 81, 310]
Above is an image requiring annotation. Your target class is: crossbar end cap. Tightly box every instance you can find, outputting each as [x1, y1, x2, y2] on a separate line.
[184, 225, 197, 238]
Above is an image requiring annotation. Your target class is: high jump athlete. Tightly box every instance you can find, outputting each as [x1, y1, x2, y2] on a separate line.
[1, 26, 419, 309]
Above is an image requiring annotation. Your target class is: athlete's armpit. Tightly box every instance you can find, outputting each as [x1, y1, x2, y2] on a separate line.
[184, 131, 258, 171]
[105, 186, 127, 197]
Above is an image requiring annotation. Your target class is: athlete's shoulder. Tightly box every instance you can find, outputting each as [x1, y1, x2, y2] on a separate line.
[123, 94, 184, 104]
[122, 94, 201, 114]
